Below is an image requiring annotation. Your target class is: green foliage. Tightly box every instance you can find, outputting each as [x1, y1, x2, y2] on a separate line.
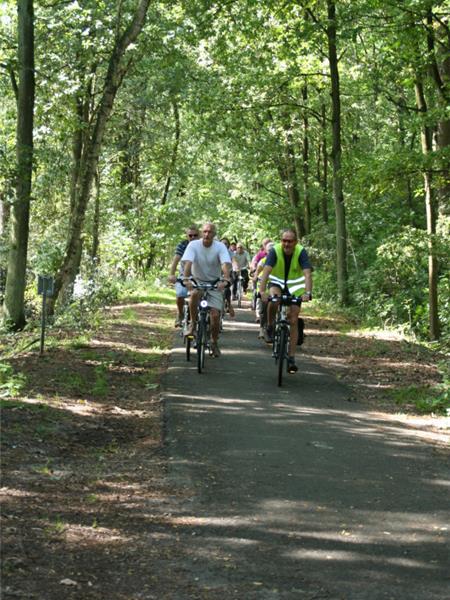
[2, 0, 448, 344]
[0, 362, 26, 398]
[92, 364, 109, 397]
[390, 360, 450, 416]
[349, 226, 449, 339]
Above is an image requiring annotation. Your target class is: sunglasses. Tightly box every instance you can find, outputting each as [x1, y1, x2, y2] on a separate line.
[188, 233, 199, 238]
[281, 239, 295, 243]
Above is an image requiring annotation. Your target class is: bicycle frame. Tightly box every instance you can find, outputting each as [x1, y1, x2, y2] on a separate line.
[235, 271, 243, 307]
[189, 278, 220, 374]
[269, 294, 301, 386]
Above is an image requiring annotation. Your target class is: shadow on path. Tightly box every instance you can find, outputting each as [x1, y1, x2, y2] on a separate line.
[162, 303, 449, 599]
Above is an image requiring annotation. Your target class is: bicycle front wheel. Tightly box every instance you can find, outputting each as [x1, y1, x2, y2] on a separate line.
[197, 317, 207, 373]
[237, 281, 242, 308]
[277, 327, 287, 386]
[185, 335, 191, 361]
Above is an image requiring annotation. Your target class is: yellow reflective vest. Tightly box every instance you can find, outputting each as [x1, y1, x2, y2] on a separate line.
[268, 243, 306, 297]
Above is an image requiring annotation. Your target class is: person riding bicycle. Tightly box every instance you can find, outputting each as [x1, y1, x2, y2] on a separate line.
[182, 223, 232, 358]
[167, 225, 199, 327]
[253, 241, 274, 336]
[250, 238, 272, 272]
[259, 228, 313, 374]
[232, 243, 250, 299]
[220, 237, 235, 318]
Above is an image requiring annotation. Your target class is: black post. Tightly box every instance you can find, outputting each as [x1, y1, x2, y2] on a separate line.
[40, 288, 47, 355]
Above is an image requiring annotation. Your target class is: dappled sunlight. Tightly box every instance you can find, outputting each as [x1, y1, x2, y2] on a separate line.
[167, 392, 259, 406]
[307, 354, 351, 368]
[1, 486, 39, 499]
[166, 388, 446, 450]
[426, 478, 450, 488]
[65, 524, 131, 545]
[10, 394, 151, 418]
[91, 338, 168, 355]
[285, 548, 435, 569]
[223, 320, 259, 332]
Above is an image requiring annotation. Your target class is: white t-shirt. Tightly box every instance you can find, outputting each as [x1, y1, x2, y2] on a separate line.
[232, 251, 250, 271]
[182, 239, 231, 282]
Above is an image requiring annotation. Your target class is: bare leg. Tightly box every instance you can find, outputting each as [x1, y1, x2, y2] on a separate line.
[210, 308, 220, 343]
[176, 296, 184, 320]
[289, 306, 300, 357]
[267, 286, 281, 328]
[188, 291, 199, 333]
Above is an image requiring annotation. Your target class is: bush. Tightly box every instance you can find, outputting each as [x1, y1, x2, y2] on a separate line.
[352, 226, 449, 340]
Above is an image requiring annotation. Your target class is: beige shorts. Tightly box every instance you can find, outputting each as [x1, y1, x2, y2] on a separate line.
[205, 290, 224, 312]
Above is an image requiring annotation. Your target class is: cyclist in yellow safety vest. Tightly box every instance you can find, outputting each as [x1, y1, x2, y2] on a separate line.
[259, 228, 313, 374]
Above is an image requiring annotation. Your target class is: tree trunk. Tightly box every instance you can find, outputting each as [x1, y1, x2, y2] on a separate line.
[3, 0, 34, 330]
[276, 157, 305, 240]
[414, 78, 440, 340]
[426, 9, 450, 217]
[161, 100, 180, 206]
[327, 0, 348, 304]
[0, 193, 11, 238]
[91, 169, 100, 263]
[318, 101, 329, 224]
[48, 0, 152, 312]
[302, 85, 311, 234]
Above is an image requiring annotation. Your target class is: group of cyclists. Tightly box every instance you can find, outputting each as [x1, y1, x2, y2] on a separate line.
[168, 222, 313, 374]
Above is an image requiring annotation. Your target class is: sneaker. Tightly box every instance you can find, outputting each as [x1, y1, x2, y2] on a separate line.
[174, 317, 182, 328]
[287, 357, 298, 374]
[185, 323, 195, 338]
[211, 342, 221, 358]
[264, 326, 274, 344]
[258, 327, 265, 339]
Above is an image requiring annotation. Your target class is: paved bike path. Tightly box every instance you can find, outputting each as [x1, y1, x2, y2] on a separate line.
[162, 305, 449, 599]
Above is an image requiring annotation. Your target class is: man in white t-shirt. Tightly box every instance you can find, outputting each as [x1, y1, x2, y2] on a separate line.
[182, 223, 232, 357]
[232, 243, 250, 298]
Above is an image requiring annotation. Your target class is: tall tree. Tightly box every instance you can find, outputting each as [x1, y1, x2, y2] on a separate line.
[326, 0, 348, 304]
[3, 0, 34, 329]
[49, 0, 152, 311]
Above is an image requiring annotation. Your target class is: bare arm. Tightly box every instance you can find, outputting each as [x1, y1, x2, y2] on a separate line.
[258, 264, 272, 299]
[183, 260, 193, 279]
[302, 268, 313, 301]
[168, 254, 181, 283]
[222, 262, 231, 279]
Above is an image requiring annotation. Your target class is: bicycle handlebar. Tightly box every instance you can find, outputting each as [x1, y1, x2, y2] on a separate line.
[267, 294, 302, 305]
[177, 276, 221, 290]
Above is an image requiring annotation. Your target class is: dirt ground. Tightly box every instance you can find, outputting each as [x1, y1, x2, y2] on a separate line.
[1, 299, 448, 599]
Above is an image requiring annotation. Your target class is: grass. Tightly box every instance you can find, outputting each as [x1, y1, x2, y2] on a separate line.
[45, 516, 68, 537]
[118, 280, 175, 306]
[92, 364, 109, 397]
[120, 307, 139, 323]
[0, 362, 26, 398]
[390, 385, 450, 415]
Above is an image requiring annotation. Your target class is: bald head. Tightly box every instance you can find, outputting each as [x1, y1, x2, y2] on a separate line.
[201, 222, 217, 247]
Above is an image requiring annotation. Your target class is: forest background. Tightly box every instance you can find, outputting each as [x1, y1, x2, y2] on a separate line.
[1, 0, 449, 345]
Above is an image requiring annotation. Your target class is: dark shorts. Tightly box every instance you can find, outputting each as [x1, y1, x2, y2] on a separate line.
[268, 285, 302, 306]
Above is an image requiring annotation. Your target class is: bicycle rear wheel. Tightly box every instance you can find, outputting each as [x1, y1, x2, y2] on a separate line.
[237, 280, 242, 308]
[277, 327, 287, 386]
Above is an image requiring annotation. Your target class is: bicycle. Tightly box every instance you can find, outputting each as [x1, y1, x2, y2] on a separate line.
[234, 270, 244, 308]
[176, 279, 193, 361]
[187, 277, 221, 374]
[250, 274, 258, 312]
[269, 293, 302, 386]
